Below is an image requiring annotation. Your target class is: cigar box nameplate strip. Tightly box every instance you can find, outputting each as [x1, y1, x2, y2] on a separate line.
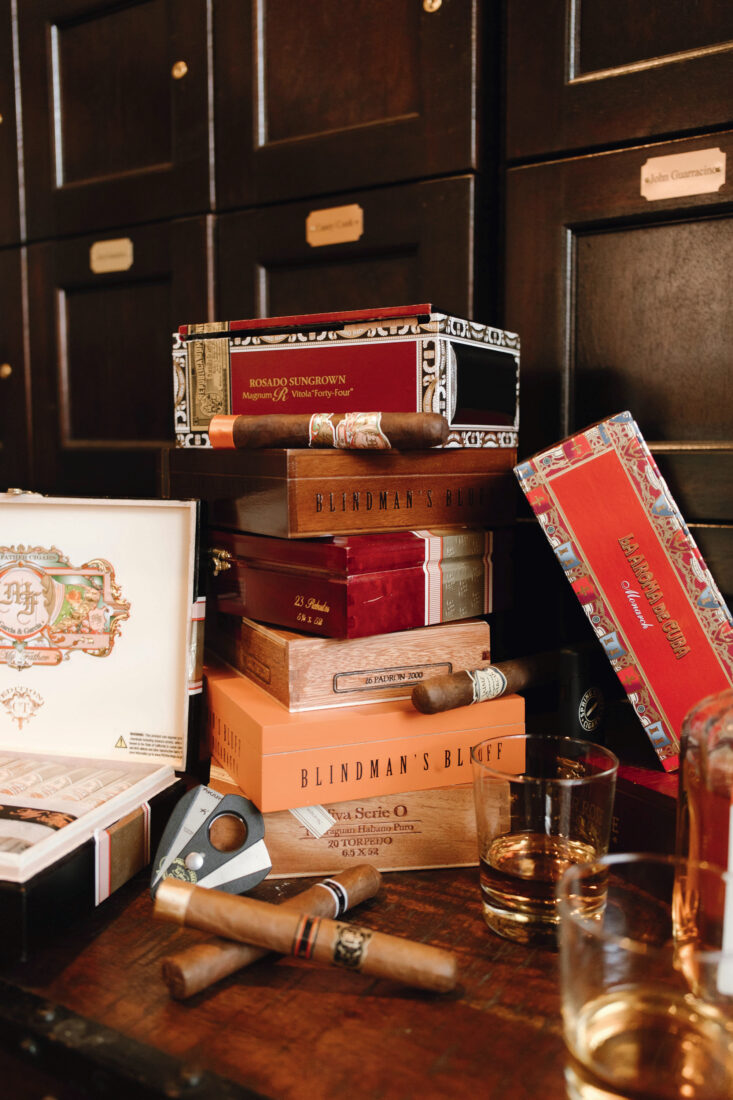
[641, 147, 726, 201]
[333, 662, 453, 695]
[89, 237, 133, 274]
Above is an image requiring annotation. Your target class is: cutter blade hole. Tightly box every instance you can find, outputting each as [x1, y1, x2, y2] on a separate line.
[209, 812, 248, 852]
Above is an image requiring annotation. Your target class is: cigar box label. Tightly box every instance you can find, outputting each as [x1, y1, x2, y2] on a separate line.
[333, 662, 453, 695]
[187, 336, 231, 431]
[306, 203, 364, 247]
[0, 546, 130, 671]
[89, 237, 133, 274]
[515, 412, 733, 770]
[641, 147, 725, 202]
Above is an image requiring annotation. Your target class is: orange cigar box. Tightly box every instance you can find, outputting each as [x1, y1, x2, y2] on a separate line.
[205, 658, 525, 812]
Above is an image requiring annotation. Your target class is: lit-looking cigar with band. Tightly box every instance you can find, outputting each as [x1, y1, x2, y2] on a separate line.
[208, 411, 449, 451]
[411, 653, 559, 714]
[160, 863, 382, 999]
[154, 877, 457, 993]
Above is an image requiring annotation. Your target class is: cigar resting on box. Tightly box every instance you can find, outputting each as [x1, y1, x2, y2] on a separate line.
[411, 652, 561, 714]
[160, 863, 382, 999]
[208, 411, 449, 451]
[155, 877, 457, 993]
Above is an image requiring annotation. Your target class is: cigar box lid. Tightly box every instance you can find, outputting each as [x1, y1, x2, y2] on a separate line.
[0, 492, 204, 772]
[178, 303, 434, 339]
[205, 658, 525, 754]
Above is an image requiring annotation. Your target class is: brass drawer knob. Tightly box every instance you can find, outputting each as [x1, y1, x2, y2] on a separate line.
[0, 363, 12, 380]
[171, 60, 188, 79]
[209, 548, 232, 576]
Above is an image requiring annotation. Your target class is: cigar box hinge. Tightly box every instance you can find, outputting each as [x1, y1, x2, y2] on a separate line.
[209, 547, 233, 576]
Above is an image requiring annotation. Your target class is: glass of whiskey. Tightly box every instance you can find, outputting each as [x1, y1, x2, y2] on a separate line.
[557, 853, 733, 1100]
[470, 733, 618, 944]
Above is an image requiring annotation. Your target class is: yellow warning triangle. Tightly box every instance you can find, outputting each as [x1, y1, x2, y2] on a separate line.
[115, 735, 127, 749]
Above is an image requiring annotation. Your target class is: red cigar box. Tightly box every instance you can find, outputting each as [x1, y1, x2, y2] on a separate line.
[208, 527, 511, 639]
[515, 412, 733, 771]
[0, 491, 205, 959]
[172, 303, 519, 450]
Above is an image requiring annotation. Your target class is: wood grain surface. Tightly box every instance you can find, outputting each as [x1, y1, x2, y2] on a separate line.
[0, 867, 568, 1099]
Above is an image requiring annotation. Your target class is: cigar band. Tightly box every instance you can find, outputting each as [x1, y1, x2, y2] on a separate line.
[308, 412, 336, 447]
[335, 412, 391, 450]
[332, 923, 372, 971]
[468, 667, 507, 703]
[293, 914, 322, 960]
[316, 878, 349, 917]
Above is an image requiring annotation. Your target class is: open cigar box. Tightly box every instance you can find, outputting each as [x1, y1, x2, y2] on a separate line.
[0, 491, 205, 960]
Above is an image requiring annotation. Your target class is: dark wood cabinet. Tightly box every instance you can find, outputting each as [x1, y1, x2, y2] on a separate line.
[0, 0, 20, 246]
[506, 0, 733, 161]
[0, 249, 30, 488]
[503, 128, 733, 656]
[217, 175, 488, 321]
[27, 217, 211, 497]
[505, 129, 733, 462]
[17, 0, 210, 241]
[214, 0, 494, 209]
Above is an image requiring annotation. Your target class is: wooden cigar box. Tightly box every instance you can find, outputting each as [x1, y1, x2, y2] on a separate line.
[205, 657, 525, 812]
[208, 527, 511, 638]
[0, 491, 206, 959]
[208, 760, 479, 876]
[162, 445, 518, 538]
[173, 303, 519, 451]
[206, 614, 492, 711]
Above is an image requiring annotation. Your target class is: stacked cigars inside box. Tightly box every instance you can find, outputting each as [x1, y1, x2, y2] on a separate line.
[170, 303, 525, 876]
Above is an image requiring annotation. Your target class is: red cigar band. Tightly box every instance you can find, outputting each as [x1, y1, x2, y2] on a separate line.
[208, 415, 237, 449]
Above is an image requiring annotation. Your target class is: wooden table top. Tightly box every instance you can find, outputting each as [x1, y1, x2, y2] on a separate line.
[0, 865, 570, 1099]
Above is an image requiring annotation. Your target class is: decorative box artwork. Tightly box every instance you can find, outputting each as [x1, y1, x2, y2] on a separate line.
[209, 527, 511, 638]
[205, 659, 525, 812]
[0, 492, 203, 957]
[205, 613, 492, 711]
[165, 446, 518, 538]
[515, 412, 733, 771]
[172, 303, 520, 450]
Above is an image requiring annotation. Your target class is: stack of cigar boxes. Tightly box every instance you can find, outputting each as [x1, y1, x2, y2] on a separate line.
[167, 303, 526, 877]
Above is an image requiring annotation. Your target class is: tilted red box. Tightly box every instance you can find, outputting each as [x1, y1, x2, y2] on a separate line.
[515, 412, 733, 771]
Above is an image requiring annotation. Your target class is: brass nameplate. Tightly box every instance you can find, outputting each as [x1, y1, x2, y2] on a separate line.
[641, 148, 726, 202]
[89, 238, 134, 274]
[306, 204, 364, 247]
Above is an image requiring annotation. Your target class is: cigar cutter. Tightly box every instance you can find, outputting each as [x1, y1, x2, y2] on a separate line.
[150, 784, 272, 897]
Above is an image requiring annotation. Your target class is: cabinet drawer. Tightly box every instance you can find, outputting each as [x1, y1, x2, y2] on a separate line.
[214, 0, 492, 208]
[217, 175, 487, 322]
[27, 218, 211, 497]
[18, 0, 210, 239]
[506, 0, 733, 160]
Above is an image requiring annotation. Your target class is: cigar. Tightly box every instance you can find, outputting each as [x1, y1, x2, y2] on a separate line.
[412, 653, 560, 714]
[155, 877, 457, 994]
[160, 863, 382, 999]
[208, 411, 449, 451]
